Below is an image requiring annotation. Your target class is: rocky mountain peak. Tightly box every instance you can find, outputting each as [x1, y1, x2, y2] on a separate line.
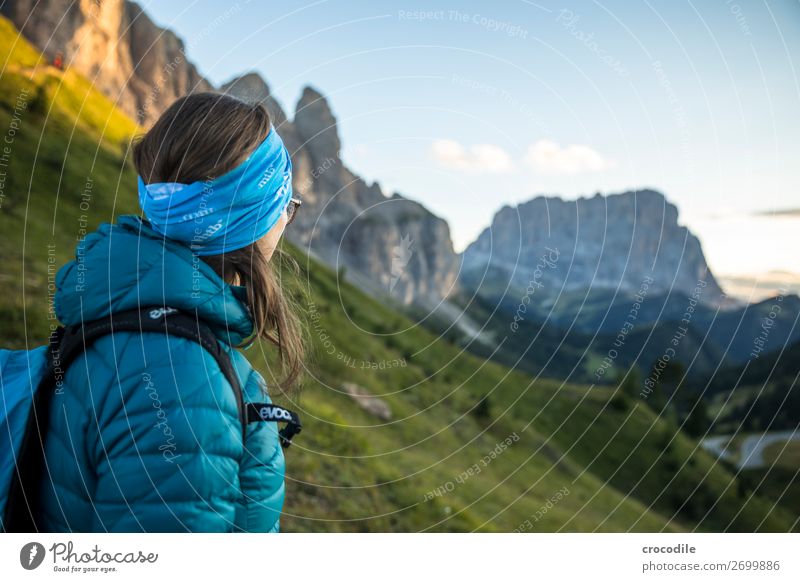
[220, 71, 271, 101]
[294, 86, 340, 161]
[462, 189, 725, 305]
[219, 71, 288, 127]
[221, 75, 460, 304]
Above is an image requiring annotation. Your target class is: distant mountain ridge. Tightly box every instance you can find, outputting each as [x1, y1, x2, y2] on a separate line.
[461, 189, 728, 306]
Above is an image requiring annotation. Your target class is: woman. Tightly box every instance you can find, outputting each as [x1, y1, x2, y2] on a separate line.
[37, 92, 304, 532]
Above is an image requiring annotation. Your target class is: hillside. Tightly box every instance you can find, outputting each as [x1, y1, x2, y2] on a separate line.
[446, 281, 800, 386]
[1, 16, 796, 532]
[1, 0, 214, 126]
[0, 15, 140, 343]
[707, 340, 800, 434]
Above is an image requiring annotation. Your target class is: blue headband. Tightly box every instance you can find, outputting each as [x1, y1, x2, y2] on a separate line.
[137, 127, 293, 256]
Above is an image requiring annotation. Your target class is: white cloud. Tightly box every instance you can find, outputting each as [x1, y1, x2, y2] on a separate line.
[524, 139, 614, 174]
[431, 139, 514, 173]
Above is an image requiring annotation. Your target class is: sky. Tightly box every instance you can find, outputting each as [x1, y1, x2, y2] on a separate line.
[142, 0, 800, 298]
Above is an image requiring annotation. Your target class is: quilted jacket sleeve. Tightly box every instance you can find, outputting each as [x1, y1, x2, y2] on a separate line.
[227, 348, 286, 533]
[40, 331, 286, 532]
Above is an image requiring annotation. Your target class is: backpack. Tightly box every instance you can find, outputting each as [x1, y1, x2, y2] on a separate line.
[0, 306, 302, 532]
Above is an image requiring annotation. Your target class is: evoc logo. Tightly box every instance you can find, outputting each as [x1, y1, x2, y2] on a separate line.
[258, 406, 292, 422]
[149, 307, 178, 320]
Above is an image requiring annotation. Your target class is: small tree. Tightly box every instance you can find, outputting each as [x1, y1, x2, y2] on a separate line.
[646, 359, 685, 414]
[27, 85, 48, 117]
[617, 366, 641, 400]
[472, 395, 492, 421]
[683, 392, 710, 438]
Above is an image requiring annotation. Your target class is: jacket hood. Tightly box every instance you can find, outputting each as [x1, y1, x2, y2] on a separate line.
[55, 215, 254, 345]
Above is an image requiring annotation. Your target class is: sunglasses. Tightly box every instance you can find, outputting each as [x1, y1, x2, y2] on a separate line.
[285, 197, 302, 225]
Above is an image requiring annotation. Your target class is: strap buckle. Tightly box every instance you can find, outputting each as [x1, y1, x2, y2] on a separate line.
[278, 420, 302, 449]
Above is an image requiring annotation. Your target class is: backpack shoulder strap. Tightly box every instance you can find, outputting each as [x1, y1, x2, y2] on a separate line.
[120, 308, 301, 448]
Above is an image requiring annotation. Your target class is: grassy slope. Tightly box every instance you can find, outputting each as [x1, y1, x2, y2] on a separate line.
[0, 16, 139, 343]
[1, 16, 795, 532]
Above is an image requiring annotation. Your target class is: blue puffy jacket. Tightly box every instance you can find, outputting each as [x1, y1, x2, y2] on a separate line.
[37, 215, 285, 532]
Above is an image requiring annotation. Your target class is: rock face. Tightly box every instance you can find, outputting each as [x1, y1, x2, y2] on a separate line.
[220, 72, 289, 128]
[462, 189, 725, 305]
[341, 382, 392, 421]
[1, 0, 213, 125]
[223, 81, 460, 303]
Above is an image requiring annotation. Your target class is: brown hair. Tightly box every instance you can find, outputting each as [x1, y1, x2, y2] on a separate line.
[132, 92, 304, 392]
